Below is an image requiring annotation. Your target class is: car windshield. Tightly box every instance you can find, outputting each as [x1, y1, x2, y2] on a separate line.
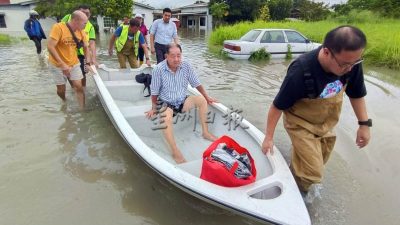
[240, 30, 261, 42]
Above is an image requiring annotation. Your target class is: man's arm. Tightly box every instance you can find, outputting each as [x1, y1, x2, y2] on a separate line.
[172, 23, 179, 44]
[141, 43, 151, 66]
[83, 41, 92, 71]
[89, 40, 97, 64]
[261, 104, 283, 155]
[173, 37, 179, 45]
[195, 85, 216, 104]
[145, 95, 159, 118]
[150, 34, 155, 54]
[108, 35, 117, 56]
[349, 97, 371, 148]
[47, 38, 70, 75]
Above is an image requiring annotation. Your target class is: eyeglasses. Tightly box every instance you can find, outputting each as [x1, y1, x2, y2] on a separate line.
[330, 50, 363, 69]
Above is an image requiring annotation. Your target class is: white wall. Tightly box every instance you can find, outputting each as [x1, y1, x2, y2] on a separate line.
[0, 5, 56, 36]
[133, 6, 154, 29]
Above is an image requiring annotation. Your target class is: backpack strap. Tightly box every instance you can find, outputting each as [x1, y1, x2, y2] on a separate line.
[298, 56, 317, 99]
[66, 23, 83, 50]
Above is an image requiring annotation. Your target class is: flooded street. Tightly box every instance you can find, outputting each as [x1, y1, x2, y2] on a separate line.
[1, 29, 399, 225]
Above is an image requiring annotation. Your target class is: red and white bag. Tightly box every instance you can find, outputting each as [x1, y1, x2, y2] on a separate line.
[200, 135, 257, 187]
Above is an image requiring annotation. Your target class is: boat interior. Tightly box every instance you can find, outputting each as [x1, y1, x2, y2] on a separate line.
[98, 68, 278, 191]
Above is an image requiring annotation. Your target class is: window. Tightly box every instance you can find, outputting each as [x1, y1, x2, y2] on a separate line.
[269, 31, 285, 43]
[260, 31, 272, 43]
[200, 17, 206, 26]
[240, 30, 261, 42]
[103, 16, 114, 28]
[285, 31, 307, 43]
[0, 15, 6, 28]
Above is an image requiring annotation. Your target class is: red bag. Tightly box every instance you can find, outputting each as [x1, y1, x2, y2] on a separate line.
[200, 135, 257, 187]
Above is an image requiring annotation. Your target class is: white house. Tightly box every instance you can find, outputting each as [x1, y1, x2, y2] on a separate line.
[177, 1, 212, 30]
[0, 0, 56, 36]
[97, 1, 155, 33]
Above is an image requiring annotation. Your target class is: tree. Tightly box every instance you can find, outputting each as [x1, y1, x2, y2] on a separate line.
[298, 0, 330, 21]
[210, 2, 229, 27]
[209, 0, 263, 23]
[97, 0, 133, 22]
[35, 0, 133, 22]
[258, 4, 270, 21]
[268, 0, 293, 21]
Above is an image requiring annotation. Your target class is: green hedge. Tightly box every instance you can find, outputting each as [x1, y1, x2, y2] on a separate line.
[209, 20, 400, 69]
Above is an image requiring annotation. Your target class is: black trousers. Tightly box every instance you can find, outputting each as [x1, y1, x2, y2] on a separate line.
[155, 42, 168, 64]
[138, 46, 144, 62]
[31, 37, 42, 54]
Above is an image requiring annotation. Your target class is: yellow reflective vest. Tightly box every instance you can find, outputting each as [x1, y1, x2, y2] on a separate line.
[115, 25, 141, 56]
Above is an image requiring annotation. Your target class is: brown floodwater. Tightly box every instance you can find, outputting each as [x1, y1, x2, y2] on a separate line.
[1, 29, 399, 225]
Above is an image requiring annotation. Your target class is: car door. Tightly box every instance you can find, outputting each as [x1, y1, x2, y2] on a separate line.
[259, 30, 288, 56]
[284, 30, 310, 54]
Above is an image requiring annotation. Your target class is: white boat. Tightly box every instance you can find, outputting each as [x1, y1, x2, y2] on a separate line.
[92, 64, 311, 225]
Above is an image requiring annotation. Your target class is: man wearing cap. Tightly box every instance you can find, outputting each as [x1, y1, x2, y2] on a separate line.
[108, 18, 151, 68]
[134, 13, 149, 65]
[61, 4, 97, 87]
[150, 8, 179, 64]
[24, 10, 46, 54]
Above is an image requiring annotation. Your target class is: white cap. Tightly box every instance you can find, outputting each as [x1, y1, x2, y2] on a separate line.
[134, 13, 143, 18]
[29, 10, 39, 16]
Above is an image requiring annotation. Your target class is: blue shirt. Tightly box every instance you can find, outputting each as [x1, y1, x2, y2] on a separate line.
[150, 19, 178, 45]
[114, 26, 145, 44]
[151, 60, 201, 107]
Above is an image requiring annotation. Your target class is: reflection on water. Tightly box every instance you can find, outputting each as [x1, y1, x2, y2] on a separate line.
[1, 29, 400, 225]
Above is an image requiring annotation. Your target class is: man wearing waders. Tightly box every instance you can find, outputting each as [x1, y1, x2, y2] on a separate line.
[261, 25, 371, 200]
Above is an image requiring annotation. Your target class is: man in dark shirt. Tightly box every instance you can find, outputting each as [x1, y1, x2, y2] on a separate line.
[261, 25, 371, 195]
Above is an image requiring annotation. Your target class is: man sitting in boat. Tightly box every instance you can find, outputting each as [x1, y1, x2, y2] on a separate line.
[146, 43, 218, 163]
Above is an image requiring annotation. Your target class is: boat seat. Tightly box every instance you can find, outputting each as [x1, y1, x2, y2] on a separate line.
[103, 80, 140, 87]
[177, 159, 203, 177]
[119, 105, 150, 118]
[104, 80, 150, 104]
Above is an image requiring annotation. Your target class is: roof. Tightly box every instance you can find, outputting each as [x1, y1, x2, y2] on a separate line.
[178, 1, 208, 9]
[0, 0, 10, 5]
[134, 1, 155, 10]
[0, 0, 36, 5]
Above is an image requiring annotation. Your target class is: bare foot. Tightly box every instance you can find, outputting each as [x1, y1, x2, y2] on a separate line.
[202, 132, 218, 142]
[172, 152, 186, 164]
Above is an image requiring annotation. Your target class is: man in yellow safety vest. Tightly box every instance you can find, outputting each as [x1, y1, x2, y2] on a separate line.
[108, 19, 151, 68]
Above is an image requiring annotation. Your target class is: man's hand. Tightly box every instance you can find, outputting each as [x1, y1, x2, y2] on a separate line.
[261, 137, 274, 155]
[145, 58, 151, 66]
[91, 60, 99, 67]
[61, 64, 71, 77]
[145, 109, 156, 118]
[205, 96, 218, 105]
[356, 126, 370, 148]
[108, 48, 113, 56]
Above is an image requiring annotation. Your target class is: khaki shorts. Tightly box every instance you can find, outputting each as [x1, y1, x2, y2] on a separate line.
[49, 63, 83, 85]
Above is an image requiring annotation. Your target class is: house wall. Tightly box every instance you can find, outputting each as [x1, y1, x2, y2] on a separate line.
[0, 4, 56, 36]
[97, 4, 154, 37]
[133, 5, 154, 29]
[180, 5, 212, 30]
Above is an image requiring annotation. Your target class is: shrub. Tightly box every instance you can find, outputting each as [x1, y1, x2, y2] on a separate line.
[249, 48, 271, 61]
